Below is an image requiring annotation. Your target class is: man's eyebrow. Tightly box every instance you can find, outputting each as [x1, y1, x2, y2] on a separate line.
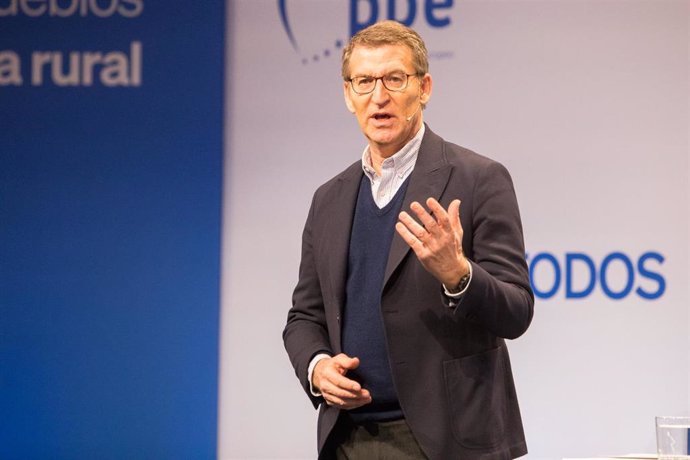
[351, 70, 406, 78]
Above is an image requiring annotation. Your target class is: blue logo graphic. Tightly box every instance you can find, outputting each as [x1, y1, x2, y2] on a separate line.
[278, 0, 455, 65]
[526, 251, 666, 301]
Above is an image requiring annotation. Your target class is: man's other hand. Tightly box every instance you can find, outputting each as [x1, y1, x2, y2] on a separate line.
[313, 353, 372, 410]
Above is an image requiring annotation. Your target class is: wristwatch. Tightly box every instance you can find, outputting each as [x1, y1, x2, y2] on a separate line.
[454, 272, 471, 293]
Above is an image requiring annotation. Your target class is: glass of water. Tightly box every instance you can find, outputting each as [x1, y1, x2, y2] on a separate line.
[656, 416, 690, 459]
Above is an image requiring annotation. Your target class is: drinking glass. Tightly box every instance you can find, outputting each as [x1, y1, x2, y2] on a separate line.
[656, 416, 690, 459]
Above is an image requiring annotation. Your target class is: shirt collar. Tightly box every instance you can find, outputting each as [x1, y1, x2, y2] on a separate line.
[361, 124, 425, 179]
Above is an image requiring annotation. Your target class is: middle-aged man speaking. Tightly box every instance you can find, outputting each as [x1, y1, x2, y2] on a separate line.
[283, 20, 534, 460]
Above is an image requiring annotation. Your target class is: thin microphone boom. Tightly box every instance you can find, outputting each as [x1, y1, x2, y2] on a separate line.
[405, 101, 422, 122]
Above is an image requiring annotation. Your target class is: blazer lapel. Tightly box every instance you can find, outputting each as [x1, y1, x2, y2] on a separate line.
[321, 163, 362, 326]
[383, 126, 452, 288]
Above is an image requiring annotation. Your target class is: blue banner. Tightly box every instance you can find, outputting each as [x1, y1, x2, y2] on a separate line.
[1, 1, 224, 458]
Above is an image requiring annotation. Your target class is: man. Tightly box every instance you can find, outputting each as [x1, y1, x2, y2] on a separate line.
[283, 20, 533, 460]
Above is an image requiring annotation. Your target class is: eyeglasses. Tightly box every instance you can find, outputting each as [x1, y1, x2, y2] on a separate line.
[348, 72, 419, 95]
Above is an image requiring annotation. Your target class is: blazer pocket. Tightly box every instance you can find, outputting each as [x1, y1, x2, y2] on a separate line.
[443, 347, 508, 449]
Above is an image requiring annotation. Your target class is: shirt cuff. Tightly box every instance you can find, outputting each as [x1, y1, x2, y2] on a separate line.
[307, 353, 331, 397]
[442, 262, 473, 300]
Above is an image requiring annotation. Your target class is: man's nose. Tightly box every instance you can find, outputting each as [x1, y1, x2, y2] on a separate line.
[371, 79, 391, 105]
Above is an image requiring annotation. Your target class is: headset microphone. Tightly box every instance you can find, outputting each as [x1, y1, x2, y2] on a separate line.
[405, 101, 422, 122]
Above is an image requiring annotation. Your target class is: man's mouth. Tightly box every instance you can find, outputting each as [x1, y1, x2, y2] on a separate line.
[371, 113, 393, 120]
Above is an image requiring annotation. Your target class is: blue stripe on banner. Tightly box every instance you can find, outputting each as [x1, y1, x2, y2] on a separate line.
[0, 2, 224, 458]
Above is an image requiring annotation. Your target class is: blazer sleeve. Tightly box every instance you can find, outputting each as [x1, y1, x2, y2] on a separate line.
[282, 193, 333, 408]
[451, 160, 534, 339]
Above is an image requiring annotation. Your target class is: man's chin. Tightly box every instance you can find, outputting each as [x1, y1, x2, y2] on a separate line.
[366, 128, 399, 146]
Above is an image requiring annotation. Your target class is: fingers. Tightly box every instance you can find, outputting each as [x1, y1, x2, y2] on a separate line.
[423, 198, 453, 232]
[395, 221, 423, 252]
[410, 201, 440, 234]
[396, 197, 468, 287]
[314, 354, 361, 391]
[406, 199, 450, 235]
[323, 387, 372, 410]
[447, 199, 462, 234]
[397, 210, 427, 242]
[397, 198, 460, 247]
[332, 354, 360, 372]
[313, 354, 372, 410]
[401, 198, 455, 238]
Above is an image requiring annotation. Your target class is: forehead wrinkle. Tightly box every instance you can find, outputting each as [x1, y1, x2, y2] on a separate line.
[348, 45, 414, 78]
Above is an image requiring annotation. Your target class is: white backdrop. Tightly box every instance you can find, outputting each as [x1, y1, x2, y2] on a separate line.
[219, 1, 689, 458]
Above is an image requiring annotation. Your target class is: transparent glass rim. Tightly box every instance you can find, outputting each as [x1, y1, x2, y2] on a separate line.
[656, 416, 690, 421]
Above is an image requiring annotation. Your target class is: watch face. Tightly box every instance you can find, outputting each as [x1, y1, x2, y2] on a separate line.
[458, 274, 470, 289]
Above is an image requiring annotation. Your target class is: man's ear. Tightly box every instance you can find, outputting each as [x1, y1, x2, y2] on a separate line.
[419, 73, 433, 106]
[343, 82, 356, 113]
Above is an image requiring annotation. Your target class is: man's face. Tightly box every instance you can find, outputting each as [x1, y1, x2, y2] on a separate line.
[344, 44, 432, 159]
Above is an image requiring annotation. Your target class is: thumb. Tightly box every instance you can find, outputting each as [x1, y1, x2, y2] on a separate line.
[335, 353, 360, 370]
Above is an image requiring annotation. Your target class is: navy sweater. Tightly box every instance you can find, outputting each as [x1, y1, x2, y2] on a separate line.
[341, 175, 409, 422]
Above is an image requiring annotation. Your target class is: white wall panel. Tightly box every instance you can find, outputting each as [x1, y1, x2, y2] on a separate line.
[220, 2, 689, 458]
